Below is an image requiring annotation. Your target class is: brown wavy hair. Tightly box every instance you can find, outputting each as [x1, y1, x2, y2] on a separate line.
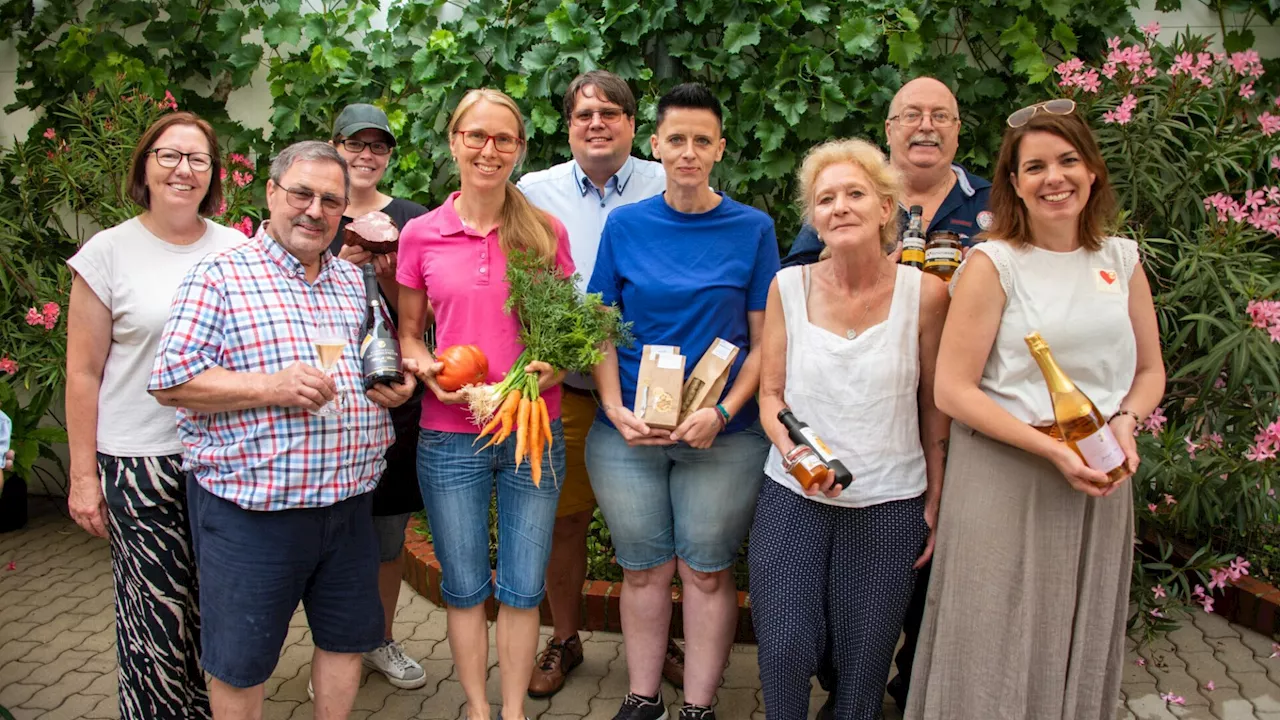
[983, 110, 1115, 252]
[447, 89, 558, 264]
[126, 112, 223, 217]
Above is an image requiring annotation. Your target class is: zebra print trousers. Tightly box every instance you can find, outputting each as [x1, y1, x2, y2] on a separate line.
[99, 453, 211, 720]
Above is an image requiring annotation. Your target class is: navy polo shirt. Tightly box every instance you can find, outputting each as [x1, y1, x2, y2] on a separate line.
[781, 164, 992, 268]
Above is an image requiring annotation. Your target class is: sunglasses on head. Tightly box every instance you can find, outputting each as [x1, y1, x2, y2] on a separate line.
[1006, 98, 1076, 128]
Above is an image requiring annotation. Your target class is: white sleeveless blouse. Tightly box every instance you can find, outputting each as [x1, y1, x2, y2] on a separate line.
[952, 237, 1140, 425]
[764, 264, 928, 508]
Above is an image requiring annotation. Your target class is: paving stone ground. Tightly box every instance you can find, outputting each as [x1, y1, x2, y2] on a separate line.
[3, 498, 1280, 719]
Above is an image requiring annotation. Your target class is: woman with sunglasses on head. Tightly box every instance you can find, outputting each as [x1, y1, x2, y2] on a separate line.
[322, 103, 432, 693]
[396, 88, 573, 720]
[904, 100, 1165, 720]
[65, 112, 245, 719]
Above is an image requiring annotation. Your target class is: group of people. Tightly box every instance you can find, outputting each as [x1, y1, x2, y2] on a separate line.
[61, 66, 1165, 720]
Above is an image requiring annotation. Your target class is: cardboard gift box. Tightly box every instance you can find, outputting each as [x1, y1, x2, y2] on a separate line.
[679, 338, 740, 423]
[634, 345, 685, 430]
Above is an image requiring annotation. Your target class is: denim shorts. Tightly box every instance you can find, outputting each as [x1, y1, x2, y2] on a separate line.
[416, 419, 564, 610]
[187, 476, 383, 688]
[585, 420, 769, 573]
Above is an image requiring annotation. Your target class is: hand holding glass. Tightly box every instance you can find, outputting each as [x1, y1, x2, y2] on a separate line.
[311, 316, 347, 417]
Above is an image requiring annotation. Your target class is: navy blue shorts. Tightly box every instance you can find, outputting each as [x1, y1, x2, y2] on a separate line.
[187, 475, 383, 688]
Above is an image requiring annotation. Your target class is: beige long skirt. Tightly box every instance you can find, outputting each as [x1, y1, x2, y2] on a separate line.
[904, 422, 1132, 720]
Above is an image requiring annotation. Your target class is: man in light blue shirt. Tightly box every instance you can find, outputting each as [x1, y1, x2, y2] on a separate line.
[516, 70, 669, 699]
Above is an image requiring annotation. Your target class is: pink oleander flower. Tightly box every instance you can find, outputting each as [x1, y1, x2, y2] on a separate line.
[1199, 595, 1215, 613]
[1147, 503, 1159, 513]
[220, 168, 228, 182]
[1135, 657, 1146, 667]
[1143, 406, 1167, 436]
[1240, 82, 1256, 100]
[0, 357, 17, 374]
[41, 302, 60, 328]
[1149, 608, 1164, 618]
[1193, 584, 1206, 597]
[231, 171, 254, 188]
[1163, 493, 1177, 506]
[1103, 94, 1139, 125]
[216, 199, 227, 217]
[1185, 436, 1201, 459]
[1076, 70, 1101, 94]
[1206, 433, 1223, 448]
[1270, 488, 1276, 498]
[24, 307, 41, 326]
[1228, 49, 1265, 78]
[42, 127, 55, 140]
[229, 153, 252, 169]
[1228, 557, 1251, 581]
[1160, 692, 1186, 706]
[1208, 568, 1230, 590]
[233, 217, 254, 237]
[1271, 643, 1280, 658]
[159, 90, 178, 111]
[1152, 585, 1166, 599]
[1206, 681, 1216, 691]
[1247, 300, 1280, 331]
[1246, 417, 1280, 461]
[1140, 22, 1160, 39]
[1260, 112, 1280, 137]
[1170, 52, 1197, 76]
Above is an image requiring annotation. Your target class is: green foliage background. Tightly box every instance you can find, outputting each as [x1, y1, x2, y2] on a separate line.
[2, 0, 1140, 242]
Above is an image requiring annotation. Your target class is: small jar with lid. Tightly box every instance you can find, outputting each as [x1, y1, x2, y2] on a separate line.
[923, 230, 963, 281]
[783, 445, 830, 490]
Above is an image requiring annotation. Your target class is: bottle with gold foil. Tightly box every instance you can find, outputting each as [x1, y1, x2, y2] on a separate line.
[1025, 332, 1128, 483]
[900, 205, 925, 269]
[923, 230, 963, 281]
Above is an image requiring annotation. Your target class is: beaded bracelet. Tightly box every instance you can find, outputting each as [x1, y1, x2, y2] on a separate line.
[1111, 409, 1142, 425]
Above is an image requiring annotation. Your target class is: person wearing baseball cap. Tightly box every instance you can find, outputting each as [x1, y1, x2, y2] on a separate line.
[320, 102, 432, 696]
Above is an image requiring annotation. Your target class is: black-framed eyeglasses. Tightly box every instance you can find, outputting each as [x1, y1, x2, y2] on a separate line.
[1006, 99, 1076, 128]
[453, 130, 523, 154]
[888, 110, 958, 128]
[149, 148, 213, 172]
[570, 108, 627, 127]
[276, 184, 348, 216]
[339, 138, 392, 155]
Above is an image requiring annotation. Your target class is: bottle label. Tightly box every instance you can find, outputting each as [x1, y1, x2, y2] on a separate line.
[924, 248, 961, 266]
[799, 427, 835, 462]
[361, 334, 401, 374]
[902, 237, 926, 266]
[1074, 424, 1126, 472]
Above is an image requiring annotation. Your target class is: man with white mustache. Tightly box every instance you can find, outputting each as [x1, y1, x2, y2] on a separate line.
[782, 77, 992, 269]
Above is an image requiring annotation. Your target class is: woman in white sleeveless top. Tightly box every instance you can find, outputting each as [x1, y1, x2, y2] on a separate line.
[905, 104, 1165, 720]
[751, 139, 951, 719]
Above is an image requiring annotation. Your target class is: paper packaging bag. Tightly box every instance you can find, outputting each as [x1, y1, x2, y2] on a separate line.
[679, 338, 740, 423]
[634, 345, 685, 430]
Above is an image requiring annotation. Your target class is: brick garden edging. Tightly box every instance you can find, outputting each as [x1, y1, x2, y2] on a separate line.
[401, 516, 759, 643]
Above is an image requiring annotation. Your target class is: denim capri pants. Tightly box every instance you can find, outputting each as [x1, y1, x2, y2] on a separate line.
[416, 420, 565, 609]
[585, 419, 769, 573]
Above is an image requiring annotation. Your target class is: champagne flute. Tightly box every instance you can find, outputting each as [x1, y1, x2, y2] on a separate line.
[311, 313, 348, 417]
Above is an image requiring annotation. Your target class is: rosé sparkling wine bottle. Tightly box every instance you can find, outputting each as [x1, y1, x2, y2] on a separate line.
[1025, 331, 1128, 483]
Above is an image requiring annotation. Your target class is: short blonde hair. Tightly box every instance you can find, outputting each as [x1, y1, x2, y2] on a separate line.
[796, 138, 903, 254]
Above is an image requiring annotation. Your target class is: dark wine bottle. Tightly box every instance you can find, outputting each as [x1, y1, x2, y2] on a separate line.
[778, 409, 853, 487]
[359, 264, 403, 391]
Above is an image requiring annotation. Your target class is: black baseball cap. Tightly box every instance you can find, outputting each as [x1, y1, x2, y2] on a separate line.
[333, 104, 396, 146]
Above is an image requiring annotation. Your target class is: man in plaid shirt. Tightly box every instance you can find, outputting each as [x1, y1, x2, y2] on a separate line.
[150, 141, 418, 720]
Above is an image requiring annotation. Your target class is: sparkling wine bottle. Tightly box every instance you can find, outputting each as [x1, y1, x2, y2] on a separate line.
[360, 265, 403, 391]
[1025, 332, 1128, 482]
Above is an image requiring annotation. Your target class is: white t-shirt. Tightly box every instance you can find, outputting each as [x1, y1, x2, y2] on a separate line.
[952, 237, 1140, 425]
[67, 217, 244, 456]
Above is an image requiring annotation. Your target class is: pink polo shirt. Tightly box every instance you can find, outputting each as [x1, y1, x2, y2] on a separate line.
[397, 191, 575, 433]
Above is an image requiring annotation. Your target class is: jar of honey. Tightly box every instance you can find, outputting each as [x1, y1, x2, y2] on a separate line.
[783, 445, 830, 490]
[924, 230, 963, 281]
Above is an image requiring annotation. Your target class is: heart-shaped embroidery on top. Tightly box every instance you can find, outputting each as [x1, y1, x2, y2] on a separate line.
[1099, 269, 1117, 285]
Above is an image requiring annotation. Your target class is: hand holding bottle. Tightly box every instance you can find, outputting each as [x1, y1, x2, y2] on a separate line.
[1049, 444, 1115, 497]
[1109, 414, 1142, 476]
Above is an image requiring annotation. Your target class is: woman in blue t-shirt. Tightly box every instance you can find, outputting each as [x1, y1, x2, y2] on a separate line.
[586, 83, 779, 720]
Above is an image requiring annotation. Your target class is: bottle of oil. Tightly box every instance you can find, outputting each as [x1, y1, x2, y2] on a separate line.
[900, 205, 925, 269]
[923, 230, 963, 281]
[1025, 332, 1128, 482]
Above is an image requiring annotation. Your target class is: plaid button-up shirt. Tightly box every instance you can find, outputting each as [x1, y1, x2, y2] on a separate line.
[150, 223, 394, 511]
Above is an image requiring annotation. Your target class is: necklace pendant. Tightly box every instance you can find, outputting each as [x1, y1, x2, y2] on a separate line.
[845, 329, 857, 340]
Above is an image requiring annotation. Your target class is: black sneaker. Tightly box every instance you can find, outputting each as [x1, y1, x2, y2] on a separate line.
[613, 692, 669, 720]
[678, 704, 716, 720]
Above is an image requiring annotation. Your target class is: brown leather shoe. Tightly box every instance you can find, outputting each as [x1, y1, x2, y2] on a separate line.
[662, 638, 685, 689]
[528, 634, 585, 698]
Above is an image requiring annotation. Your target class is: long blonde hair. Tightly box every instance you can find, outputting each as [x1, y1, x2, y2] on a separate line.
[447, 89, 558, 263]
[796, 138, 903, 256]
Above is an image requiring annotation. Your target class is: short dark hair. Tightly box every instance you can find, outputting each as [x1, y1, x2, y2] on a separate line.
[563, 70, 637, 119]
[126, 112, 224, 217]
[655, 83, 722, 130]
[985, 110, 1116, 252]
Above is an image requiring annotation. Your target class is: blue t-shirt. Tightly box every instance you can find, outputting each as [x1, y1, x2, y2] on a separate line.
[588, 192, 780, 434]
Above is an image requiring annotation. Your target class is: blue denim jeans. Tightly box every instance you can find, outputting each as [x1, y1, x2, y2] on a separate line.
[585, 419, 769, 573]
[416, 420, 564, 609]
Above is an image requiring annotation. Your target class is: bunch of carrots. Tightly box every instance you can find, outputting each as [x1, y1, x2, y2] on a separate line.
[472, 350, 554, 487]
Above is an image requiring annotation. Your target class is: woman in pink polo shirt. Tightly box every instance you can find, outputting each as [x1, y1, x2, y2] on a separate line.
[396, 88, 574, 720]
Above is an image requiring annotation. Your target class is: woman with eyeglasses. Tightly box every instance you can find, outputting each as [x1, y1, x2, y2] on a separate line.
[904, 100, 1165, 720]
[395, 88, 573, 720]
[65, 111, 245, 719]
[321, 103, 432, 693]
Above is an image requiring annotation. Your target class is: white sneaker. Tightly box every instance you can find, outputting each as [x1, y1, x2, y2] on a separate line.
[363, 639, 428, 689]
